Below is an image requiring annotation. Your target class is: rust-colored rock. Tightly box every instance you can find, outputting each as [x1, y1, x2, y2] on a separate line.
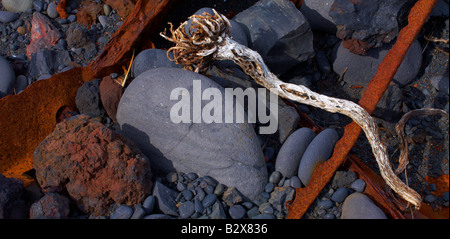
[56, 0, 68, 19]
[104, 0, 137, 19]
[99, 76, 123, 123]
[76, 0, 103, 27]
[33, 114, 152, 215]
[25, 12, 60, 58]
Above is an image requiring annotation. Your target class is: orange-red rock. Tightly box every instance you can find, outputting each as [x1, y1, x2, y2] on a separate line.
[26, 12, 60, 58]
[33, 114, 152, 215]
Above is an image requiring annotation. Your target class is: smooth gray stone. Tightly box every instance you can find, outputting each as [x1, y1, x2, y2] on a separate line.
[131, 204, 145, 219]
[317, 199, 333, 210]
[350, 179, 366, 193]
[275, 128, 316, 178]
[142, 195, 156, 214]
[152, 181, 179, 216]
[46, 2, 58, 18]
[202, 194, 217, 208]
[110, 205, 134, 219]
[332, 39, 422, 87]
[234, 0, 314, 75]
[0, 56, 15, 98]
[229, 205, 246, 219]
[297, 128, 339, 186]
[117, 67, 267, 201]
[130, 49, 181, 78]
[179, 201, 195, 219]
[289, 176, 302, 188]
[0, 10, 19, 23]
[331, 188, 349, 203]
[341, 193, 387, 219]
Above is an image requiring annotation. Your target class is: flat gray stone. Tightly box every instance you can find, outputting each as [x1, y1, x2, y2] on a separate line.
[234, 0, 314, 75]
[110, 205, 134, 219]
[332, 39, 422, 87]
[0, 10, 19, 23]
[117, 67, 267, 201]
[152, 181, 179, 216]
[297, 128, 339, 186]
[341, 192, 387, 219]
[275, 128, 316, 178]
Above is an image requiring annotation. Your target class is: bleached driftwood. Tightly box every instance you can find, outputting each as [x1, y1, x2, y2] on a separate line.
[160, 9, 424, 208]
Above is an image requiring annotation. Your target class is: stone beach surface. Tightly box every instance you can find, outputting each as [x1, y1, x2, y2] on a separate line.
[0, 0, 449, 219]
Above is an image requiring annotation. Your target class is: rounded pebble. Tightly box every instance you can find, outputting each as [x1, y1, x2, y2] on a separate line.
[424, 194, 435, 203]
[331, 188, 349, 203]
[194, 198, 204, 213]
[317, 199, 333, 210]
[182, 190, 194, 201]
[298, 128, 339, 186]
[142, 195, 156, 214]
[275, 128, 316, 178]
[202, 194, 217, 208]
[110, 205, 134, 219]
[214, 184, 226, 196]
[47, 2, 58, 18]
[264, 183, 275, 193]
[131, 205, 146, 219]
[179, 201, 195, 219]
[350, 179, 366, 193]
[269, 171, 282, 184]
[229, 205, 246, 219]
[289, 176, 302, 188]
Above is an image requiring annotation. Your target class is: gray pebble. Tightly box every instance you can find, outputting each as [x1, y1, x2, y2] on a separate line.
[324, 213, 335, 219]
[264, 183, 275, 193]
[242, 202, 254, 209]
[209, 201, 227, 219]
[179, 201, 195, 219]
[68, 14, 76, 23]
[33, 1, 44, 12]
[269, 171, 282, 184]
[195, 187, 206, 201]
[177, 182, 186, 191]
[182, 190, 194, 201]
[429, 183, 437, 192]
[341, 193, 387, 219]
[110, 205, 134, 219]
[187, 172, 198, 180]
[317, 199, 333, 210]
[202, 194, 217, 208]
[350, 179, 366, 193]
[424, 194, 435, 203]
[247, 206, 260, 218]
[166, 172, 178, 183]
[0, 11, 19, 23]
[202, 176, 218, 187]
[194, 197, 204, 213]
[142, 195, 156, 214]
[131, 204, 145, 219]
[204, 185, 215, 195]
[47, 2, 58, 18]
[252, 213, 275, 219]
[229, 205, 246, 219]
[331, 188, 349, 203]
[98, 15, 108, 28]
[289, 176, 302, 188]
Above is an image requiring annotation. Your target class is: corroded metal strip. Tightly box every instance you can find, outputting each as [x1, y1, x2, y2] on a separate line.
[286, 0, 439, 219]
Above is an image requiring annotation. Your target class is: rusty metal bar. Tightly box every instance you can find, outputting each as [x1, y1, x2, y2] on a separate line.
[286, 0, 439, 219]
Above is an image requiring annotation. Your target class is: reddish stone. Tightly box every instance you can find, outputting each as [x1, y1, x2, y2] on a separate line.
[26, 12, 60, 58]
[76, 0, 103, 27]
[56, 0, 68, 19]
[99, 76, 123, 123]
[33, 114, 152, 215]
[105, 0, 137, 18]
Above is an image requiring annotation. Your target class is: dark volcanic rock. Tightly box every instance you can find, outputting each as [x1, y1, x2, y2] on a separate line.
[33, 114, 152, 215]
[329, 0, 414, 55]
[234, 0, 315, 75]
[76, 78, 106, 119]
[0, 56, 16, 98]
[99, 76, 123, 123]
[0, 174, 24, 219]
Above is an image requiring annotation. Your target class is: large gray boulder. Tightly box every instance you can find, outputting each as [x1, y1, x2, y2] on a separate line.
[233, 0, 314, 75]
[116, 67, 268, 200]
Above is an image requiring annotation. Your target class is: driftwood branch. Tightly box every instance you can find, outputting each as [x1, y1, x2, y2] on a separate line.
[395, 108, 449, 175]
[160, 10, 426, 209]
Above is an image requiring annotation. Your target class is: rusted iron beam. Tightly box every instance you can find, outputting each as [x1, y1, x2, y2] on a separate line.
[286, 0, 439, 219]
[0, 0, 178, 185]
